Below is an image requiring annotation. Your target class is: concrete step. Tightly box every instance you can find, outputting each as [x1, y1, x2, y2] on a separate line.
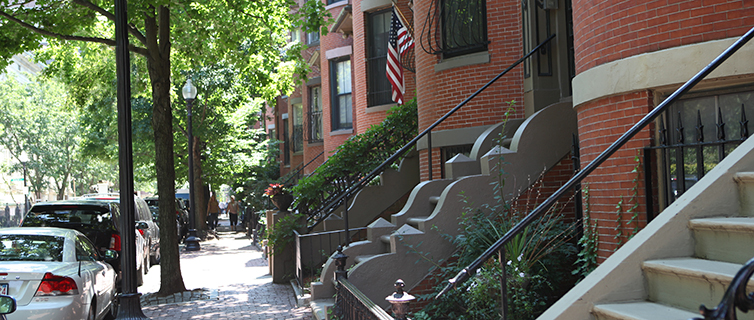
[592, 301, 699, 320]
[310, 298, 335, 320]
[690, 217, 754, 264]
[642, 257, 754, 318]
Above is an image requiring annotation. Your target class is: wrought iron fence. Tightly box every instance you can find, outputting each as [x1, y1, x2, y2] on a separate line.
[644, 104, 751, 221]
[294, 227, 368, 290]
[336, 278, 394, 320]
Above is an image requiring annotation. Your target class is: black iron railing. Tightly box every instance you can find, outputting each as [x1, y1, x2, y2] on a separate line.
[694, 256, 754, 320]
[302, 34, 556, 238]
[281, 151, 324, 187]
[294, 227, 368, 290]
[436, 26, 754, 320]
[644, 105, 751, 221]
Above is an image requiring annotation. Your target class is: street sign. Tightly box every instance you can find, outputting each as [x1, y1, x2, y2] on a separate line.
[10, 178, 24, 182]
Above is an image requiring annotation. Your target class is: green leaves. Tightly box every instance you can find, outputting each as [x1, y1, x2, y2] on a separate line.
[290, 97, 418, 215]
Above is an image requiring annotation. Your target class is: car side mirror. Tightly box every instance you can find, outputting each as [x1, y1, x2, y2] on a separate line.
[102, 249, 119, 262]
[136, 221, 149, 230]
[0, 295, 17, 314]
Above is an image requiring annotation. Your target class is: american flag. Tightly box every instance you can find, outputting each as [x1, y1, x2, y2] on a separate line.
[386, 6, 414, 105]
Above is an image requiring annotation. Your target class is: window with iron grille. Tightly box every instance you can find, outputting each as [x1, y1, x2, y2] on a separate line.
[647, 87, 754, 215]
[292, 103, 304, 152]
[331, 58, 352, 130]
[367, 9, 392, 106]
[308, 86, 323, 142]
[441, 0, 488, 58]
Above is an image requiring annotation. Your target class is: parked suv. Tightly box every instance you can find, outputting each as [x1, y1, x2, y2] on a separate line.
[19, 199, 150, 286]
[82, 195, 160, 266]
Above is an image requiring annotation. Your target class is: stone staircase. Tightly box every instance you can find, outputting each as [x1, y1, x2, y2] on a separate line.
[540, 136, 754, 320]
[309, 102, 578, 312]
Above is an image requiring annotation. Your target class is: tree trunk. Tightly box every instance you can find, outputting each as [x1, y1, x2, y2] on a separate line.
[191, 136, 208, 232]
[144, 5, 186, 296]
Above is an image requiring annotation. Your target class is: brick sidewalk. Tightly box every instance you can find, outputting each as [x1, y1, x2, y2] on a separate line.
[138, 220, 312, 320]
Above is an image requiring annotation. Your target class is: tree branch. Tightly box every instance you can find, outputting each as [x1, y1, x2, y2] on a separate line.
[0, 9, 149, 56]
[70, 0, 148, 46]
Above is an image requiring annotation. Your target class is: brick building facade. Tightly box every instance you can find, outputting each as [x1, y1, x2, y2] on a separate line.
[276, 0, 754, 265]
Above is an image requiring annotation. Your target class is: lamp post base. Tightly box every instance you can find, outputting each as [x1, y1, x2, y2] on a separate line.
[185, 229, 201, 251]
[115, 292, 148, 319]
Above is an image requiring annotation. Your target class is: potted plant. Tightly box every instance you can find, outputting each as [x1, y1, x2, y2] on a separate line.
[265, 183, 294, 211]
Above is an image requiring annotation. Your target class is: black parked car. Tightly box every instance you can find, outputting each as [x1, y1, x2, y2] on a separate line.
[82, 195, 161, 266]
[145, 196, 189, 242]
[19, 199, 151, 286]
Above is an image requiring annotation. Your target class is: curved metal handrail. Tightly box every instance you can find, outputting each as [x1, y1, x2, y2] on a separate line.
[304, 34, 557, 232]
[694, 256, 754, 320]
[436, 26, 754, 299]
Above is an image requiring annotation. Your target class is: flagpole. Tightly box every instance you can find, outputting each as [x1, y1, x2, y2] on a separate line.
[391, 0, 413, 36]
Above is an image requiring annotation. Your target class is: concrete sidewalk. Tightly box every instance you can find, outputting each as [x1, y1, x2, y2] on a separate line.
[137, 216, 312, 319]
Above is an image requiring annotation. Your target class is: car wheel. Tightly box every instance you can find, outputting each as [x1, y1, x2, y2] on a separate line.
[136, 264, 144, 286]
[87, 300, 96, 320]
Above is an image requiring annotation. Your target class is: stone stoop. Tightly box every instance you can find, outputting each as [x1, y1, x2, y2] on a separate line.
[538, 137, 754, 320]
[589, 187, 754, 320]
[309, 102, 578, 310]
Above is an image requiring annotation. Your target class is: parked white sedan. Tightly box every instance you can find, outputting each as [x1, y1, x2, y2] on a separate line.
[0, 227, 118, 320]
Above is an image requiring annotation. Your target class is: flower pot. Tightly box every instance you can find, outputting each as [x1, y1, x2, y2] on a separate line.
[270, 193, 294, 211]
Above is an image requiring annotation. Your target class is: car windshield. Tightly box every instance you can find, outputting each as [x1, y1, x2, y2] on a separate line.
[0, 235, 64, 262]
[23, 208, 114, 232]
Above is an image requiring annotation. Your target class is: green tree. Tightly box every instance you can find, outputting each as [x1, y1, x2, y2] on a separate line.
[0, 76, 83, 200]
[1, 0, 330, 296]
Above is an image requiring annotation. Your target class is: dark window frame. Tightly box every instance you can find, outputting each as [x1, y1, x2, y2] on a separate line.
[292, 103, 304, 152]
[366, 8, 393, 107]
[308, 86, 323, 142]
[330, 57, 353, 131]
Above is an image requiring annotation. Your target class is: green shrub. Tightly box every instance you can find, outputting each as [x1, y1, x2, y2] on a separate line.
[415, 177, 579, 320]
[291, 97, 418, 216]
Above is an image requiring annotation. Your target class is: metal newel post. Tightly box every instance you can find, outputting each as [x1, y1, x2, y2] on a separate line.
[334, 246, 348, 280]
[386, 279, 415, 320]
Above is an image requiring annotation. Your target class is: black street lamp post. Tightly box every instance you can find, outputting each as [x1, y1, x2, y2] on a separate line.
[183, 79, 201, 252]
[114, 0, 148, 318]
[20, 161, 28, 213]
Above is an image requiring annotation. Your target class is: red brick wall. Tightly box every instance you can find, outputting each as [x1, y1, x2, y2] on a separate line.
[414, 0, 526, 181]
[576, 91, 654, 262]
[353, 1, 417, 135]
[572, 0, 754, 74]
[320, 3, 356, 161]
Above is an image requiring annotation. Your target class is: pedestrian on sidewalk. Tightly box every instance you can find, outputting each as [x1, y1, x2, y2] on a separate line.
[228, 195, 239, 231]
[206, 193, 220, 230]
